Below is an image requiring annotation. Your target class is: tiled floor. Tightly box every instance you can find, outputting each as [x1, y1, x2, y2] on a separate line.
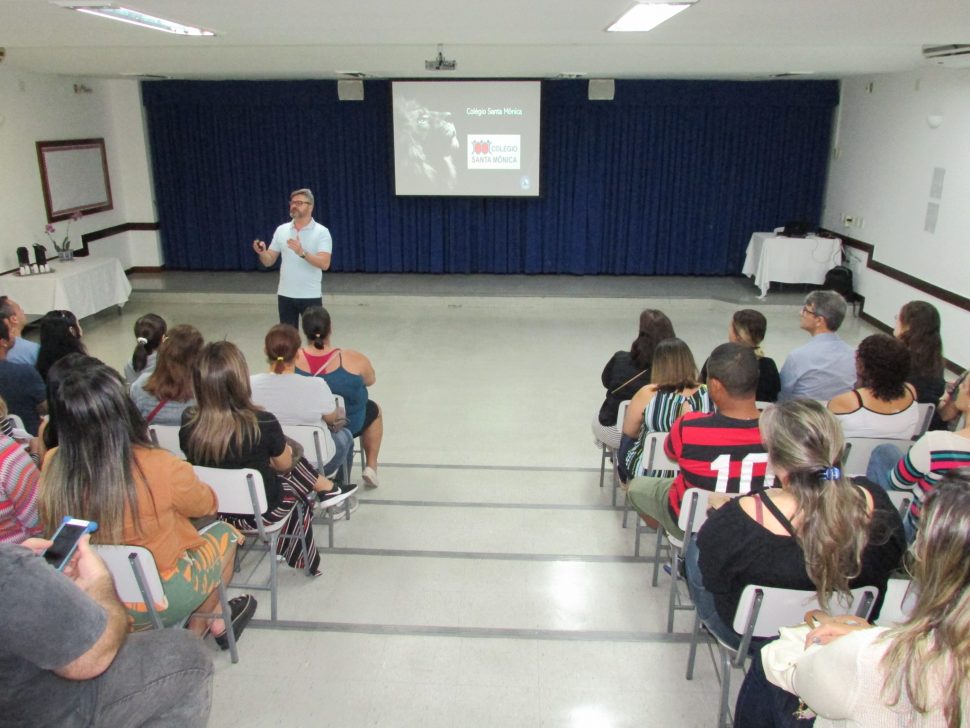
[70, 272, 878, 727]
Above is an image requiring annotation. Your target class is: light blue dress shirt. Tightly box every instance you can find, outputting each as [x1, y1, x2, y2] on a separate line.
[778, 332, 856, 402]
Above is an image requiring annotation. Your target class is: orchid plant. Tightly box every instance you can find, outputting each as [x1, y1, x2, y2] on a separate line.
[44, 210, 83, 252]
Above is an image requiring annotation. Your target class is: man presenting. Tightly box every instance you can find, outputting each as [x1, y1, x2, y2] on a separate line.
[253, 188, 332, 328]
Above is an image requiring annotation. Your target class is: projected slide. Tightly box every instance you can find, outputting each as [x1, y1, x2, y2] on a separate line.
[392, 81, 541, 197]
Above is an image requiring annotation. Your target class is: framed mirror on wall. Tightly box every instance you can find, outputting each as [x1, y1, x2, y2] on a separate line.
[36, 138, 113, 222]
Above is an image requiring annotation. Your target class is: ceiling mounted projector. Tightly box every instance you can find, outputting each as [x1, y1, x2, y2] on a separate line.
[425, 44, 456, 71]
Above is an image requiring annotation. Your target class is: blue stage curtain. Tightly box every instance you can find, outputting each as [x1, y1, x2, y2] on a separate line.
[141, 79, 837, 275]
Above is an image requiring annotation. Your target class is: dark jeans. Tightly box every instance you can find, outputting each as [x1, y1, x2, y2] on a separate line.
[89, 628, 213, 727]
[277, 295, 322, 329]
[685, 535, 741, 650]
[735, 649, 813, 728]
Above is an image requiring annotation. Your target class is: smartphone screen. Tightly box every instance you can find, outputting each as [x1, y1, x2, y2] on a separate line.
[43, 519, 95, 570]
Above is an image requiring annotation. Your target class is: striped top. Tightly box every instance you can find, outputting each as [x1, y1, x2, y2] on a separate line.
[624, 386, 712, 477]
[0, 435, 42, 544]
[889, 429, 970, 527]
[666, 411, 774, 517]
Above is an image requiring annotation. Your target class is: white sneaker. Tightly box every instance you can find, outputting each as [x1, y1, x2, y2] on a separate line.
[362, 466, 380, 488]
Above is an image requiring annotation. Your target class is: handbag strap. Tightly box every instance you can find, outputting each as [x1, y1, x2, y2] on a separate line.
[145, 399, 169, 424]
[611, 368, 647, 396]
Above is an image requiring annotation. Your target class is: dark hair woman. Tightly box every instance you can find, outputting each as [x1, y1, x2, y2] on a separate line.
[592, 308, 675, 450]
[35, 309, 85, 383]
[295, 306, 383, 488]
[38, 354, 253, 646]
[828, 334, 920, 439]
[124, 313, 167, 385]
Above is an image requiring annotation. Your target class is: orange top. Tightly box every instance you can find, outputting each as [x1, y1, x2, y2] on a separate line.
[44, 446, 217, 574]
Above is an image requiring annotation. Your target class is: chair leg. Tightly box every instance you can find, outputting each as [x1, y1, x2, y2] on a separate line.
[666, 545, 682, 633]
[685, 612, 703, 679]
[610, 461, 619, 507]
[621, 490, 630, 528]
[718, 646, 733, 728]
[599, 445, 607, 488]
[268, 533, 279, 622]
[650, 528, 664, 585]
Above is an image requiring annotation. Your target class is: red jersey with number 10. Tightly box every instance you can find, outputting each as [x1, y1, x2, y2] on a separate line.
[664, 411, 774, 517]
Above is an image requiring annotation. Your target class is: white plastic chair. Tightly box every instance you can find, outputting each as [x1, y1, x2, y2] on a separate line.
[914, 402, 935, 438]
[598, 400, 630, 506]
[687, 584, 878, 728]
[629, 431, 680, 555]
[148, 423, 186, 460]
[875, 578, 917, 626]
[841, 436, 912, 477]
[281, 423, 354, 545]
[95, 542, 240, 663]
[193, 465, 311, 622]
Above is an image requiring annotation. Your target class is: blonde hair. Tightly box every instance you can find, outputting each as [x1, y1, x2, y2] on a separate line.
[881, 475, 970, 728]
[759, 400, 873, 609]
[184, 341, 261, 464]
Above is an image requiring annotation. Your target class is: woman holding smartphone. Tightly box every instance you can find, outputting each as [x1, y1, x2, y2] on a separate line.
[38, 354, 255, 648]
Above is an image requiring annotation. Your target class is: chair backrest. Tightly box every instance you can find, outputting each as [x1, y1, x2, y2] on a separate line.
[640, 430, 679, 475]
[875, 578, 918, 626]
[148, 424, 186, 460]
[732, 584, 879, 640]
[885, 490, 913, 520]
[914, 403, 935, 438]
[94, 544, 168, 610]
[677, 487, 728, 537]
[616, 399, 631, 428]
[842, 437, 912, 477]
[192, 465, 268, 516]
[281, 423, 336, 472]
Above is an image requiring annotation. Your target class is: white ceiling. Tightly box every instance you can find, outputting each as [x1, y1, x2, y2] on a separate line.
[2, 0, 970, 80]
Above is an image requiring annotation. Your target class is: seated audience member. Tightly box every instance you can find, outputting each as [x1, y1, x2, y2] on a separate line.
[182, 342, 354, 577]
[0, 296, 39, 365]
[867, 371, 970, 542]
[737, 471, 970, 728]
[895, 300, 945, 409]
[124, 313, 167, 385]
[0, 536, 213, 727]
[296, 306, 384, 488]
[778, 291, 855, 402]
[0, 317, 46, 435]
[130, 324, 204, 426]
[593, 308, 675, 450]
[702, 309, 780, 403]
[828, 334, 919, 439]
[251, 324, 353, 479]
[689, 400, 905, 649]
[619, 337, 711, 482]
[0, 399, 42, 543]
[36, 309, 86, 384]
[40, 355, 254, 644]
[626, 343, 773, 539]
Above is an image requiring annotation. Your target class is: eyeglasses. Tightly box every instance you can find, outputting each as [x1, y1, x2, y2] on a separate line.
[289, 200, 311, 207]
[801, 306, 820, 317]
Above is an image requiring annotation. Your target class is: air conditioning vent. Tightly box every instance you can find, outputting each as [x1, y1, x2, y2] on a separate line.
[922, 44, 970, 67]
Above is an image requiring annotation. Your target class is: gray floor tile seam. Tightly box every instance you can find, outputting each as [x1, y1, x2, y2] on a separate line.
[311, 546, 658, 564]
[246, 618, 697, 644]
[347, 499, 626, 511]
[361, 462, 601, 473]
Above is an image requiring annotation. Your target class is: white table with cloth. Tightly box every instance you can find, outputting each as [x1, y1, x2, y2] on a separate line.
[742, 233, 843, 298]
[0, 256, 131, 319]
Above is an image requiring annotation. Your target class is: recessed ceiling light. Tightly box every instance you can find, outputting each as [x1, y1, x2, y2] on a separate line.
[607, 2, 696, 33]
[52, 2, 216, 36]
